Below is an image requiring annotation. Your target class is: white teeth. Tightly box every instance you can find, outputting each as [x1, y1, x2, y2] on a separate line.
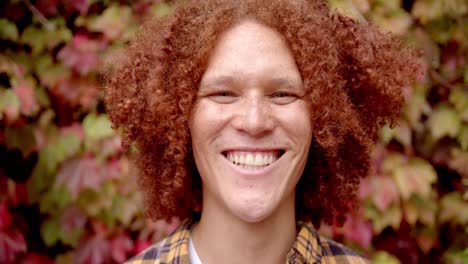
[253, 153, 263, 166]
[225, 151, 280, 167]
[239, 154, 245, 165]
[268, 155, 274, 164]
[245, 153, 254, 165]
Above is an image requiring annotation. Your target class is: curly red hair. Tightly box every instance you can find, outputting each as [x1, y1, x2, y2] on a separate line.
[104, 0, 422, 227]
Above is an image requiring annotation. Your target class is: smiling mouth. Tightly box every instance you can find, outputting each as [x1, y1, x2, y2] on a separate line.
[222, 150, 285, 169]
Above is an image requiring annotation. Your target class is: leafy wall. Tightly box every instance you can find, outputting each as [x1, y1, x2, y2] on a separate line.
[0, 0, 466, 263]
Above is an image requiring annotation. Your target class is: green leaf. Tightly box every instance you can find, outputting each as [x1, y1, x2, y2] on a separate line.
[38, 110, 56, 129]
[110, 192, 140, 226]
[0, 18, 19, 41]
[403, 194, 437, 227]
[372, 251, 401, 264]
[427, 104, 461, 141]
[0, 90, 20, 121]
[328, 0, 367, 23]
[381, 153, 406, 175]
[151, 3, 174, 18]
[371, 10, 412, 35]
[60, 227, 83, 247]
[378, 124, 393, 145]
[412, 0, 467, 24]
[39, 187, 72, 214]
[5, 125, 36, 158]
[3, 50, 34, 74]
[449, 86, 468, 115]
[21, 26, 48, 55]
[34, 86, 50, 108]
[54, 253, 72, 264]
[20, 23, 72, 55]
[83, 113, 114, 142]
[27, 133, 82, 203]
[77, 182, 116, 220]
[76, 189, 101, 216]
[366, 203, 402, 233]
[41, 218, 60, 247]
[459, 125, 468, 150]
[445, 248, 468, 264]
[392, 158, 437, 200]
[439, 192, 468, 225]
[34, 55, 71, 88]
[84, 5, 132, 40]
[46, 18, 72, 46]
[379, 122, 412, 147]
[464, 66, 468, 84]
[426, 18, 456, 44]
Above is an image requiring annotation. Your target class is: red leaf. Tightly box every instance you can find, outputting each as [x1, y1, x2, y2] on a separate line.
[0, 203, 12, 230]
[415, 233, 435, 254]
[144, 218, 181, 243]
[60, 206, 87, 232]
[7, 182, 28, 208]
[52, 77, 99, 109]
[60, 123, 85, 142]
[104, 158, 122, 180]
[110, 234, 133, 263]
[132, 240, 152, 255]
[343, 214, 373, 249]
[372, 176, 399, 211]
[0, 230, 27, 263]
[73, 235, 111, 264]
[55, 155, 102, 199]
[100, 137, 123, 158]
[13, 83, 39, 116]
[18, 253, 53, 264]
[57, 34, 101, 75]
[65, 0, 90, 15]
[34, 0, 59, 17]
[358, 177, 372, 200]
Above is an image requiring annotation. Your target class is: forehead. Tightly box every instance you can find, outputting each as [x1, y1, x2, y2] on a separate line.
[201, 20, 301, 84]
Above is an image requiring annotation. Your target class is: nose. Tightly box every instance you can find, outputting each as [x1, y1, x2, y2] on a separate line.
[232, 96, 275, 136]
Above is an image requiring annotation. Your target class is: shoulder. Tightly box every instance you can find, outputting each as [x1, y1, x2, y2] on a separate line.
[295, 222, 370, 264]
[125, 238, 168, 264]
[318, 235, 370, 264]
[125, 219, 193, 264]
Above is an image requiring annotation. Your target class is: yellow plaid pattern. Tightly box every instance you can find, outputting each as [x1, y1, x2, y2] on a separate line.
[126, 220, 370, 264]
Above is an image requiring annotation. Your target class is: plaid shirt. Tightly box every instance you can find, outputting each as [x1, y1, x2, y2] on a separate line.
[126, 220, 369, 264]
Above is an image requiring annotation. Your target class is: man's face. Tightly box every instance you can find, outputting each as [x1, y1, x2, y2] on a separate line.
[190, 20, 313, 223]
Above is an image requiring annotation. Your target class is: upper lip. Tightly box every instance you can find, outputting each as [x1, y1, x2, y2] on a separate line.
[221, 147, 284, 152]
[221, 148, 286, 156]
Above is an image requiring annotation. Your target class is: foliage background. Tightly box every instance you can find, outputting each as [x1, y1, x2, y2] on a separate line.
[0, 0, 466, 263]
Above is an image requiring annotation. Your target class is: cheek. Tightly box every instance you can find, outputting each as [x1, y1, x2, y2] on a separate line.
[189, 102, 230, 150]
[275, 104, 313, 139]
[196, 100, 234, 122]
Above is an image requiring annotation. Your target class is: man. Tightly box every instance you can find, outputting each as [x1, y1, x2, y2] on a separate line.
[104, 0, 422, 263]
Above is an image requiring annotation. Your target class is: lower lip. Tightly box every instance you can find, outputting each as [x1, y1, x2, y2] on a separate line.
[222, 155, 282, 178]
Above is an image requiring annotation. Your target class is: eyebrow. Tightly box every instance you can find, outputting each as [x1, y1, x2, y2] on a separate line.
[200, 75, 302, 90]
[199, 75, 235, 89]
[266, 77, 302, 89]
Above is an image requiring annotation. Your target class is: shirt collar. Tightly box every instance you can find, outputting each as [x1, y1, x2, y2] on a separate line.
[159, 219, 323, 264]
[287, 221, 323, 264]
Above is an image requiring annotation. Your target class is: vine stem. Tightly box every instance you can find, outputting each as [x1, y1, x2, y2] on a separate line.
[23, 0, 55, 31]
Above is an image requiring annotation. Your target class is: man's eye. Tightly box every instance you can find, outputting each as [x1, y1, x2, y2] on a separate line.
[215, 92, 234, 97]
[270, 92, 298, 104]
[209, 91, 237, 104]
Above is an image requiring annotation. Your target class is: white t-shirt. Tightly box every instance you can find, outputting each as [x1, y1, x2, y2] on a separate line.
[189, 235, 203, 264]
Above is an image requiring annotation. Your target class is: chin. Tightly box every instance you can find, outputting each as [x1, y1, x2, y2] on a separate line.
[229, 197, 277, 223]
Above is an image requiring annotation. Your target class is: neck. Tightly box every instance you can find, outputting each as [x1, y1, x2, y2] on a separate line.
[191, 194, 297, 264]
